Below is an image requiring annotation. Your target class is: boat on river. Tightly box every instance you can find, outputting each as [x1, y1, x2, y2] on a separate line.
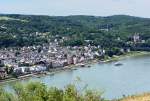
[87, 65, 91, 68]
[114, 62, 123, 66]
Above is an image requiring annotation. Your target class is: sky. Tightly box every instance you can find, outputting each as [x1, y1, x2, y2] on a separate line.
[0, 0, 150, 18]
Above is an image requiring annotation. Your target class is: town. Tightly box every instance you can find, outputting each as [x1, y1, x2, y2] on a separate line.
[0, 41, 106, 80]
[0, 32, 145, 80]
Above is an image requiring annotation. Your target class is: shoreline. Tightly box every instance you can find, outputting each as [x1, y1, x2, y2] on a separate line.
[0, 51, 149, 85]
[101, 51, 150, 63]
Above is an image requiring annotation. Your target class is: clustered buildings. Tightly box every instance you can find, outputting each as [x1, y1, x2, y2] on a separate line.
[0, 33, 143, 80]
[0, 42, 105, 79]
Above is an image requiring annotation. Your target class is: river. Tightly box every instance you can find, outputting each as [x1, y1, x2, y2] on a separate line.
[1, 55, 150, 99]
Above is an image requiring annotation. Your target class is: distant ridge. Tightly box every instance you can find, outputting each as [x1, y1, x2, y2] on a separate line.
[0, 13, 150, 19]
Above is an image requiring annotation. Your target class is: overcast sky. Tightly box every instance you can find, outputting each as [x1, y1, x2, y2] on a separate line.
[0, 0, 150, 18]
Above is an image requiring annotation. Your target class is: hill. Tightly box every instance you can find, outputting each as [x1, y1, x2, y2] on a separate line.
[0, 14, 150, 48]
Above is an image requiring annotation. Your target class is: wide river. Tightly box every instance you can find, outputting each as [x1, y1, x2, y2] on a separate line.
[2, 55, 150, 99]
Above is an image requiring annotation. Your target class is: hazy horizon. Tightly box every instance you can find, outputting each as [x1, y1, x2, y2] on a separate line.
[0, 0, 150, 18]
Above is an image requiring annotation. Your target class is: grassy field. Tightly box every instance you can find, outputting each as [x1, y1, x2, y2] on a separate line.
[0, 16, 28, 22]
[119, 93, 150, 101]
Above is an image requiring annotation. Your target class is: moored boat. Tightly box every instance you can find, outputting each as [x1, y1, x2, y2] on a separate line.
[114, 62, 123, 66]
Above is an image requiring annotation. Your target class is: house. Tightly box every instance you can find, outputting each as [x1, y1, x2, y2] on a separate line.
[73, 56, 78, 64]
[126, 48, 131, 52]
[0, 59, 4, 67]
[35, 65, 47, 72]
[133, 33, 140, 43]
[51, 61, 64, 68]
[0, 67, 7, 79]
[14, 66, 32, 74]
[79, 56, 85, 62]
[67, 55, 73, 65]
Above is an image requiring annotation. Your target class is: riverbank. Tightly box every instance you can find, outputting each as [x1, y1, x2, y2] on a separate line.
[101, 51, 150, 63]
[0, 51, 150, 85]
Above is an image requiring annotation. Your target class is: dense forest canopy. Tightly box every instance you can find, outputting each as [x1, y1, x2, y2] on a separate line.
[0, 14, 150, 49]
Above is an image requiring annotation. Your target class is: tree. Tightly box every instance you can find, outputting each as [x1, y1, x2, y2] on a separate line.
[4, 82, 106, 101]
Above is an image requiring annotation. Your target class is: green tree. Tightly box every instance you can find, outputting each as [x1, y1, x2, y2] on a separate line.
[8, 82, 105, 101]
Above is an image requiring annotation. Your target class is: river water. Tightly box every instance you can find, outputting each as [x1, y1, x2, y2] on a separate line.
[2, 55, 150, 99]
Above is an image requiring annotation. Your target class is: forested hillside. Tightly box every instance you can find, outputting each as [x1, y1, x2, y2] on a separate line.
[0, 14, 150, 49]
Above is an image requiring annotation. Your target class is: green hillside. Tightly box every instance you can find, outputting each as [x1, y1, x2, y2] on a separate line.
[0, 14, 150, 48]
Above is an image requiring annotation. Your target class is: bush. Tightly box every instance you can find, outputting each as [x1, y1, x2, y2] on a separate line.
[0, 82, 106, 101]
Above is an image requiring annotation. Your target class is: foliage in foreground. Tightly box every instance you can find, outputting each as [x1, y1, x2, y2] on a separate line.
[0, 82, 106, 101]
